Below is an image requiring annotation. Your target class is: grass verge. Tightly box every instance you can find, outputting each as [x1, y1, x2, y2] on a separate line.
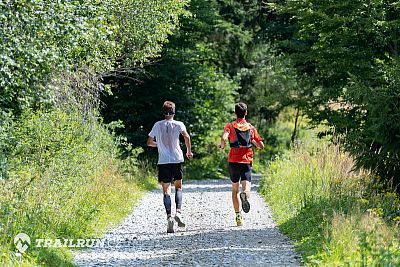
[260, 134, 400, 266]
[0, 109, 157, 266]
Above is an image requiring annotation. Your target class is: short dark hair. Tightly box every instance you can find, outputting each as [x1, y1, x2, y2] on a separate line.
[235, 102, 247, 118]
[163, 101, 175, 116]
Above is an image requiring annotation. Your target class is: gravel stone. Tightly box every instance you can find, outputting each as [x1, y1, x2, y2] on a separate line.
[74, 175, 301, 266]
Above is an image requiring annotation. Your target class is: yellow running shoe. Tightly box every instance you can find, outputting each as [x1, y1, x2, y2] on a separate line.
[236, 213, 243, 226]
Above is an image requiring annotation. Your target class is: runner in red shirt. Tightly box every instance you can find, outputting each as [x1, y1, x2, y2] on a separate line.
[219, 102, 264, 226]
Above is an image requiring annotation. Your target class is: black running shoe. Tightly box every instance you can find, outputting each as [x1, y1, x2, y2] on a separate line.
[174, 212, 186, 228]
[240, 192, 250, 213]
[167, 217, 174, 233]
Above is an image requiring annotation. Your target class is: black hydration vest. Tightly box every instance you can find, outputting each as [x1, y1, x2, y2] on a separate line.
[229, 122, 252, 148]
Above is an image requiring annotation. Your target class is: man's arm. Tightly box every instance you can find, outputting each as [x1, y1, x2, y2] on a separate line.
[181, 130, 193, 159]
[147, 136, 157, 147]
[219, 131, 229, 149]
[251, 126, 265, 149]
[252, 140, 265, 150]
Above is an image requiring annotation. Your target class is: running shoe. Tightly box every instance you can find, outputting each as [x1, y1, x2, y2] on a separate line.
[167, 216, 174, 233]
[236, 213, 243, 226]
[240, 192, 250, 213]
[174, 212, 186, 228]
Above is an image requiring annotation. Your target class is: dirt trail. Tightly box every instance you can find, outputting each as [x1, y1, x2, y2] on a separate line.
[74, 175, 301, 266]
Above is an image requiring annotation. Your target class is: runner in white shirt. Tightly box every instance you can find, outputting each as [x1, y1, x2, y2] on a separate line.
[147, 101, 193, 233]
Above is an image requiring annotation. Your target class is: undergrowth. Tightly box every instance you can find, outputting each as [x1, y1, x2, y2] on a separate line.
[261, 132, 400, 266]
[0, 109, 157, 266]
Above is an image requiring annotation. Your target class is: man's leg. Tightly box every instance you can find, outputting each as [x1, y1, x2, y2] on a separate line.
[161, 182, 172, 217]
[162, 181, 175, 233]
[231, 182, 240, 212]
[159, 164, 175, 233]
[242, 163, 252, 196]
[174, 179, 185, 227]
[239, 163, 252, 213]
[241, 180, 251, 198]
[229, 163, 243, 226]
[174, 179, 182, 212]
[232, 182, 243, 226]
[240, 180, 251, 213]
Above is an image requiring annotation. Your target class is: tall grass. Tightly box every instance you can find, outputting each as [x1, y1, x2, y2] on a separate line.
[0, 109, 157, 266]
[261, 136, 400, 266]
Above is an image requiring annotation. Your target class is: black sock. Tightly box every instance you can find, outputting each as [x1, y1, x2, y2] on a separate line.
[163, 194, 171, 217]
[175, 189, 182, 211]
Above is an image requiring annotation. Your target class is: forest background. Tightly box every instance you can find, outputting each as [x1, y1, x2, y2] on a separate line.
[1, 0, 400, 266]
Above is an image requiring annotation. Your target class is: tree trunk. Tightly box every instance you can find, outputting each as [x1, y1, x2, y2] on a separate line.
[291, 107, 300, 143]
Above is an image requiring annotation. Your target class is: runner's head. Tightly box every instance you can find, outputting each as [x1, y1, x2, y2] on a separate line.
[163, 101, 175, 119]
[235, 102, 247, 119]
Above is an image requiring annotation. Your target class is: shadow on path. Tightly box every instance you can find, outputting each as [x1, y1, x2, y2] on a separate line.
[76, 227, 300, 266]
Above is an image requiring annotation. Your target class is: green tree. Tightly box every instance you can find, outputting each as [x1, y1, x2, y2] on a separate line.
[102, 0, 237, 152]
[269, 0, 400, 188]
[0, 1, 115, 112]
[0, 0, 188, 114]
[241, 44, 307, 141]
[0, 1, 189, 264]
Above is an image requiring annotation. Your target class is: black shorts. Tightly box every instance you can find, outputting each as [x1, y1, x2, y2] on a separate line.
[158, 163, 183, 183]
[229, 163, 252, 183]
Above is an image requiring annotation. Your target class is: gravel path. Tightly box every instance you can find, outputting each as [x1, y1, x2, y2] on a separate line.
[74, 175, 301, 266]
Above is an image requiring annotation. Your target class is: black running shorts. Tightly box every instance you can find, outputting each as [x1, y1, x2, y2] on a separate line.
[229, 162, 252, 183]
[158, 163, 183, 183]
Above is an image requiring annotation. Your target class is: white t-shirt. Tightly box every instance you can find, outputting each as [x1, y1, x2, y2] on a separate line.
[148, 119, 186, 164]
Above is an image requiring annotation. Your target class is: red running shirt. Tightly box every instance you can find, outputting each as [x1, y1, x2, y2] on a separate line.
[223, 118, 263, 164]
